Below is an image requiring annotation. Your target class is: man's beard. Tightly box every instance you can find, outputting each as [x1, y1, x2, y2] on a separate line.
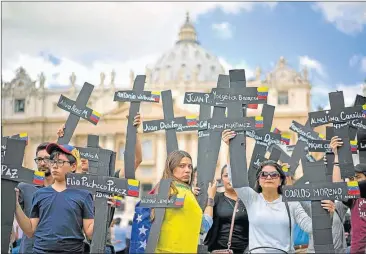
[38, 166, 51, 177]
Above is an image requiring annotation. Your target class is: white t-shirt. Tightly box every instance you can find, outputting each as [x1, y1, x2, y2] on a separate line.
[228, 165, 312, 253]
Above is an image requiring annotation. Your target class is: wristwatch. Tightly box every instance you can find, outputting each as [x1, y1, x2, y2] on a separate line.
[207, 198, 214, 207]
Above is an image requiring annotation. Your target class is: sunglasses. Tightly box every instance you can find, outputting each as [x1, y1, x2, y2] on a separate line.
[259, 171, 280, 179]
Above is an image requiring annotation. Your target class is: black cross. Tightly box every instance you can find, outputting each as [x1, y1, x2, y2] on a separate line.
[308, 91, 363, 129]
[214, 69, 267, 188]
[1, 133, 28, 161]
[357, 129, 366, 164]
[247, 104, 281, 188]
[183, 75, 229, 210]
[142, 90, 188, 154]
[138, 179, 185, 253]
[114, 75, 160, 179]
[308, 91, 365, 178]
[1, 138, 43, 252]
[57, 82, 101, 145]
[66, 141, 139, 253]
[283, 159, 360, 253]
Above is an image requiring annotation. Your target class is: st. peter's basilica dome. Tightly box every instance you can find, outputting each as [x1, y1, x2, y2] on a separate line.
[149, 13, 225, 85]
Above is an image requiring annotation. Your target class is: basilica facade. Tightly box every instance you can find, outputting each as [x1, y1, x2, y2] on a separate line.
[2, 14, 317, 220]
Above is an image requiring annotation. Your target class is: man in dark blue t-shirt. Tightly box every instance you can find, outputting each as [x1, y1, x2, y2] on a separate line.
[17, 142, 54, 253]
[15, 143, 95, 253]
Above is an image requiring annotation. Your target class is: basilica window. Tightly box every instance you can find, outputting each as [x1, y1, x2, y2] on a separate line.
[278, 91, 289, 105]
[14, 99, 25, 113]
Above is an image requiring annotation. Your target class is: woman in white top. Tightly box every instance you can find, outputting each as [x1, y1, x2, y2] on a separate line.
[222, 129, 335, 253]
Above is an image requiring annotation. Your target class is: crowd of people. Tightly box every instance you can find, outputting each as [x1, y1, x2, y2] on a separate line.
[6, 112, 366, 254]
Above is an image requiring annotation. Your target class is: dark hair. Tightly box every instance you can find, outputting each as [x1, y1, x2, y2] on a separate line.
[36, 142, 50, 156]
[50, 150, 76, 165]
[220, 165, 228, 177]
[193, 167, 197, 174]
[254, 160, 286, 194]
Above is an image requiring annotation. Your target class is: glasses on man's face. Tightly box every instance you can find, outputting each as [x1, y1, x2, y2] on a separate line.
[34, 157, 51, 164]
[259, 171, 280, 179]
[49, 159, 71, 167]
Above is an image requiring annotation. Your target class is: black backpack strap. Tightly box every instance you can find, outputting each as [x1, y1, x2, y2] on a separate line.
[284, 202, 292, 247]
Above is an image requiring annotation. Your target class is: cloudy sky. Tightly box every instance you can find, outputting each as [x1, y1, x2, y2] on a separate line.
[2, 1, 366, 109]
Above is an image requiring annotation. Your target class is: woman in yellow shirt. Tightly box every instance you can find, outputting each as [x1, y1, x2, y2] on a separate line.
[154, 150, 217, 253]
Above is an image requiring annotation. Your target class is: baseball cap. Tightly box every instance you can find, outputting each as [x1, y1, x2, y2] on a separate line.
[355, 164, 366, 174]
[46, 143, 81, 168]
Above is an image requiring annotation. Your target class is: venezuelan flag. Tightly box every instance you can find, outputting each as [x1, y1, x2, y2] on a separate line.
[247, 104, 258, 109]
[114, 196, 123, 207]
[127, 179, 140, 197]
[151, 91, 161, 102]
[281, 134, 291, 145]
[186, 115, 198, 126]
[257, 87, 269, 100]
[174, 194, 185, 206]
[363, 105, 366, 117]
[271, 127, 281, 134]
[19, 132, 28, 145]
[33, 171, 45, 185]
[90, 110, 101, 124]
[347, 181, 360, 196]
[318, 133, 325, 140]
[350, 140, 358, 153]
[255, 116, 264, 128]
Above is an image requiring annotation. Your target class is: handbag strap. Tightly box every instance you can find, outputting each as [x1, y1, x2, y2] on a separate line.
[227, 200, 239, 249]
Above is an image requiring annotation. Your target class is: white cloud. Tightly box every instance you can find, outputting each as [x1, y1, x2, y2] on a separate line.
[313, 2, 366, 35]
[212, 22, 233, 39]
[311, 82, 363, 110]
[218, 57, 255, 79]
[299, 56, 326, 78]
[2, 2, 275, 86]
[2, 2, 276, 65]
[349, 55, 366, 73]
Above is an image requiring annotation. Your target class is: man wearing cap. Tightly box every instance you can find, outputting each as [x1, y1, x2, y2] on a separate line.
[14, 143, 97, 253]
[330, 136, 366, 254]
[16, 142, 54, 254]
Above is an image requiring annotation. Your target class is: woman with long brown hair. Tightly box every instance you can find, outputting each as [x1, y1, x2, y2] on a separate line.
[153, 150, 217, 253]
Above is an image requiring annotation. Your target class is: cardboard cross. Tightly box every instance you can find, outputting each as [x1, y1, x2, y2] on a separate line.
[357, 129, 366, 164]
[183, 75, 229, 210]
[1, 133, 28, 160]
[57, 82, 101, 145]
[114, 75, 160, 179]
[138, 179, 185, 253]
[348, 94, 366, 139]
[66, 142, 139, 253]
[1, 138, 43, 252]
[142, 90, 187, 154]
[247, 104, 281, 188]
[220, 69, 268, 188]
[308, 91, 364, 130]
[283, 159, 360, 253]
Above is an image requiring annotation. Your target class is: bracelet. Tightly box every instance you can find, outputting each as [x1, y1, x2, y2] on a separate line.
[207, 198, 214, 207]
[333, 162, 339, 166]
